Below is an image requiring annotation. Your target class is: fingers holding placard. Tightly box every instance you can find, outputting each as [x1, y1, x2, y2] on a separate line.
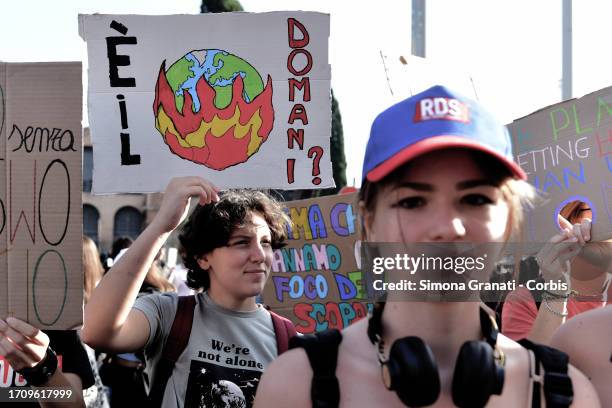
[0, 318, 49, 371]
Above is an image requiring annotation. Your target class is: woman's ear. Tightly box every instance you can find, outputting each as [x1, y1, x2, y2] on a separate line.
[197, 255, 209, 271]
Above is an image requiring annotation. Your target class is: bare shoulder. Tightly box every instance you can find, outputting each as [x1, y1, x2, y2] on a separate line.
[254, 348, 312, 408]
[550, 306, 611, 383]
[551, 306, 612, 353]
[498, 333, 601, 407]
[567, 364, 601, 407]
[496, 333, 531, 384]
[497, 332, 530, 366]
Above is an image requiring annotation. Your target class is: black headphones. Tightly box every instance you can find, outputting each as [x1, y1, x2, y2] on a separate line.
[367, 303, 505, 407]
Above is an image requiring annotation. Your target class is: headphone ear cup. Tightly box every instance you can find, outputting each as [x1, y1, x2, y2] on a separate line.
[452, 341, 505, 408]
[387, 337, 440, 407]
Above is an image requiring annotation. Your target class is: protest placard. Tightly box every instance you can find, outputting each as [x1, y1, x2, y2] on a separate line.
[262, 192, 372, 334]
[380, 52, 478, 102]
[0, 62, 83, 329]
[79, 12, 333, 193]
[509, 86, 612, 246]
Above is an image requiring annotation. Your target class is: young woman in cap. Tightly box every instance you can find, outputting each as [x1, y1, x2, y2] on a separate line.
[82, 177, 294, 408]
[254, 86, 599, 407]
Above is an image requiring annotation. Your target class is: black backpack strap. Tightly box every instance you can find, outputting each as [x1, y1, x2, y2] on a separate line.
[518, 339, 573, 408]
[269, 310, 297, 355]
[290, 329, 342, 408]
[148, 295, 196, 408]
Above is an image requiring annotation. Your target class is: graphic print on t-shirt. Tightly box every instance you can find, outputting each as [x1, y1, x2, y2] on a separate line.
[184, 360, 262, 408]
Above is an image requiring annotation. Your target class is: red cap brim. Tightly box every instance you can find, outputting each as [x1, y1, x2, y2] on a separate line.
[366, 136, 527, 182]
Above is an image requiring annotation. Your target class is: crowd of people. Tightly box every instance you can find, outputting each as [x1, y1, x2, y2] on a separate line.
[1, 84, 609, 407]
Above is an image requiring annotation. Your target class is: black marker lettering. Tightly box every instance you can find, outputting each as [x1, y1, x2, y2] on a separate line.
[106, 20, 137, 87]
[120, 133, 141, 165]
[117, 95, 129, 129]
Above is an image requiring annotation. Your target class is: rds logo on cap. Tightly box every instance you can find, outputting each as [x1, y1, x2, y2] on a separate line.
[413, 97, 469, 123]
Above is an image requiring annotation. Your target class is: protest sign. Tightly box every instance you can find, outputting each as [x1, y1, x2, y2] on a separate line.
[509, 86, 612, 246]
[380, 51, 478, 102]
[79, 12, 333, 193]
[262, 192, 372, 334]
[0, 62, 83, 329]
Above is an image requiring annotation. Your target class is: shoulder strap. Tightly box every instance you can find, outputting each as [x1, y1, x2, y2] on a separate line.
[290, 329, 342, 408]
[518, 339, 573, 408]
[148, 295, 196, 408]
[269, 310, 297, 355]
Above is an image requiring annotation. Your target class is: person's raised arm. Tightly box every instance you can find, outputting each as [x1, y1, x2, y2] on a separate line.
[81, 177, 218, 352]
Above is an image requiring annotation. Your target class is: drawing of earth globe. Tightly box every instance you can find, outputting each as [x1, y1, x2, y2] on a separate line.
[154, 49, 274, 170]
[167, 49, 264, 112]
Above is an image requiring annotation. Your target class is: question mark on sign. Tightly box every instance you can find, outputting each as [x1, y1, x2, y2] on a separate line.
[308, 146, 323, 185]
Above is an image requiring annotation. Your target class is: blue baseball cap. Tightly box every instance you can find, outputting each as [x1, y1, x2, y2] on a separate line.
[362, 85, 526, 182]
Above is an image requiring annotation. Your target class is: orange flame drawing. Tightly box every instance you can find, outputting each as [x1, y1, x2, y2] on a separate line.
[153, 61, 274, 170]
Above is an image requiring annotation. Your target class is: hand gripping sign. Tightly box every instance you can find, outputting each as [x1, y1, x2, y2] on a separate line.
[79, 12, 333, 193]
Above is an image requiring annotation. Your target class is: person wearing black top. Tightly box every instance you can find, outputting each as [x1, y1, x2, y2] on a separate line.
[0, 317, 93, 408]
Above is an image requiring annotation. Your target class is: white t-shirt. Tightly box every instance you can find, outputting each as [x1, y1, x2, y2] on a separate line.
[134, 292, 277, 408]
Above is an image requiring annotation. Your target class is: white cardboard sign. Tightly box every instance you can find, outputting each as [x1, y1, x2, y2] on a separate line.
[79, 12, 332, 193]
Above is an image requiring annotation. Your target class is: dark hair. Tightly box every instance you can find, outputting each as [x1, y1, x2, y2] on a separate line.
[179, 189, 290, 290]
[518, 256, 539, 285]
[110, 236, 133, 260]
[559, 200, 589, 224]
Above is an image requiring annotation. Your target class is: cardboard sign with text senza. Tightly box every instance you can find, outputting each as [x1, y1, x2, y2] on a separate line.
[509, 85, 612, 246]
[0, 62, 83, 329]
[262, 192, 372, 334]
[79, 13, 332, 193]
